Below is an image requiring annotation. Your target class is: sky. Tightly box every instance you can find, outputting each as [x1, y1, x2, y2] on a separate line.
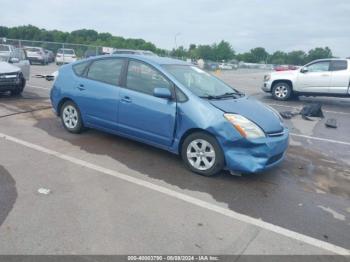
[0, 0, 349, 57]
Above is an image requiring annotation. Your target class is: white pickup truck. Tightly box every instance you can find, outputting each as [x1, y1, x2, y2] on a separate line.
[262, 59, 350, 100]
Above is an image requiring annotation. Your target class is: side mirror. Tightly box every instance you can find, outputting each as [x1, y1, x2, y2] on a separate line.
[300, 67, 308, 73]
[153, 87, 172, 99]
[9, 57, 19, 64]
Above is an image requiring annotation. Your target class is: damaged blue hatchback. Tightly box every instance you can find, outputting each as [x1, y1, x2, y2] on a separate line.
[50, 55, 289, 176]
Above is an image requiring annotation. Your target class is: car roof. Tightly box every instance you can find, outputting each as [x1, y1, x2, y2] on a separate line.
[94, 54, 190, 66]
[311, 58, 350, 62]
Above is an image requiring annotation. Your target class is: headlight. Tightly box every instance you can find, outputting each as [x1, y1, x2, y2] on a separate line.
[264, 74, 271, 81]
[224, 113, 265, 139]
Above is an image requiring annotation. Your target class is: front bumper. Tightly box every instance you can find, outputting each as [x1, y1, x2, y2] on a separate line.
[0, 74, 21, 91]
[262, 81, 272, 92]
[222, 128, 289, 173]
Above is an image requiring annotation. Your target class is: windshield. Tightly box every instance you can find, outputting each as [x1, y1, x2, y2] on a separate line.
[0, 45, 10, 52]
[163, 65, 242, 98]
[26, 48, 41, 52]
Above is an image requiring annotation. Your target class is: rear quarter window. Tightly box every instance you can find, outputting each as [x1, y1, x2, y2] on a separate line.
[330, 60, 348, 71]
[73, 61, 90, 76]
[86, 58, 125, 85]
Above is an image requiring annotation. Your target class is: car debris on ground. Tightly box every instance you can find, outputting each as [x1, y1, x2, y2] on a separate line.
[325, 118, 337, 128]
[279, 103, 326, 121]
[37, 188, 51, 195]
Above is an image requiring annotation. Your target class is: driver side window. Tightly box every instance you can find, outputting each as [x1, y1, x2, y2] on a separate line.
[305, 61, 330, 72]
[126, 61, 172, 95]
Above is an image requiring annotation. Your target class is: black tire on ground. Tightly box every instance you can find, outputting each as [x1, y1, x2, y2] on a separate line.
[272, 82, 292, 101]
[10, 76, 25, 96]
[60, 100, 84, 134]
[181, 132, 225, 177]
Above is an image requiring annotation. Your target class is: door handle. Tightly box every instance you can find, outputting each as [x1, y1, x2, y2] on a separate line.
[77, 84, 85, 91]
[121, 96, 132, 103]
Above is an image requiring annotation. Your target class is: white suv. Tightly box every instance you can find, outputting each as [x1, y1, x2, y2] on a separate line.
[262, 59, 350, 100]
[55, 48, 77, 65]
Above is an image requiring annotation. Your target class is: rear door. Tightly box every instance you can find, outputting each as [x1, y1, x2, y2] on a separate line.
[74, 58, 125, 130]
[329, 60, 349, 94]
[118, 60, 176, 147]
[296, 61, 331, 93]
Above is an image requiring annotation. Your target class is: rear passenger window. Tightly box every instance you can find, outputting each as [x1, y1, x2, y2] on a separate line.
[330, 60, 348, 71]
[73, 61, 89, 76]
[126, 61, 172, 95]
[87, 59, 124, 85]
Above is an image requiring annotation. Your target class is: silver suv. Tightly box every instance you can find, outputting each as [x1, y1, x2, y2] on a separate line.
[0, 44, 30, 95]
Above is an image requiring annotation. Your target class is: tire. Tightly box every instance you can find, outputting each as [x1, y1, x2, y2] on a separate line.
[272, 82, 292, 101]
[10, 76, 25, 96]
[60, 101, 84, 133]
[181, 132, 224, 177]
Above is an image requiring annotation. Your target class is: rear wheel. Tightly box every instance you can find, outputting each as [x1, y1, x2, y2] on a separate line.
[181, 132, 224, 176]
[272, 82, 292, 101]
[60, 101, 83, 133]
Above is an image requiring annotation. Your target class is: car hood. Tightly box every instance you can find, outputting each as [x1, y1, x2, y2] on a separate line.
[209, 97, 284, 134]
[0, 62, 20, 74]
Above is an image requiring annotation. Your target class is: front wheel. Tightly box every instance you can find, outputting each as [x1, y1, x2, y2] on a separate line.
[60, 101, 84, 133]
[272, 82, 292, 101]
[181, 132, 224, 176]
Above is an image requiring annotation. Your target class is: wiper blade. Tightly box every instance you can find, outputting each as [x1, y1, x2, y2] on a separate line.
[200, 92, 244, 100]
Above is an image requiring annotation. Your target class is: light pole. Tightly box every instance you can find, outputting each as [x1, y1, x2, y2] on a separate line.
[174, 33, 181, 50]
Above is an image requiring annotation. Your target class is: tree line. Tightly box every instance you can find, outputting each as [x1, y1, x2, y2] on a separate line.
[0, 25, 167, 56]
[172, 43, 333, 65]
[0, 25, 334, 65]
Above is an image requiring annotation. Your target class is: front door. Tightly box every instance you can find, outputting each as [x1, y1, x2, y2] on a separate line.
[296, 60, 331, 93]
[14, 49, 30, 80]
[118, 60, 176, 147]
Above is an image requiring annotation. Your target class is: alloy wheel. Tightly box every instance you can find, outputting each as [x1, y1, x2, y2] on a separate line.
[62, 105, 78, 129]
[186, 139, 216, 171]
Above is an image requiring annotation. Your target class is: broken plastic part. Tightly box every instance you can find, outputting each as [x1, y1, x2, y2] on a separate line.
[325, 118, 337, 128]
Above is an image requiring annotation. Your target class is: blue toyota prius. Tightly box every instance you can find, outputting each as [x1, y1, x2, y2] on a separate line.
[50, 55, 289, 176]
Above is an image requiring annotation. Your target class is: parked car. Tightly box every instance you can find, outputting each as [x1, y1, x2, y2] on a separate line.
[218, 63, 237, 70]
[45, 49, 55, 63]
[205, 61, 219, 71]
[55, 48, 77, 65]
[0, 44, 16, 57]
[24, 46, 48, 65]
[263, 59, 350, 100]
[50, 55, 288, 176]
[0, 48, 30, 95]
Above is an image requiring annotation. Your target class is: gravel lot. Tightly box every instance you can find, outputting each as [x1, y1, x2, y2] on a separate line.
[0, 64, 349, 255]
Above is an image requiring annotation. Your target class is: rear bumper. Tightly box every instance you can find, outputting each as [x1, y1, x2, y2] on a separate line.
[28, 57, 45, 62]
[56, 57, 77, 63]
[222, 128, 289, 173]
